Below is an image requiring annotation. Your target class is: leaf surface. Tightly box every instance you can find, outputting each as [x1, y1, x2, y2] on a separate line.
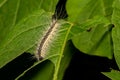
[0, 0, 58, 68]
[67, 0, 114, 58]
[66, 0, 113, 23]
[0, 10, 52, 68]
[112, 0, 120, 69]
[0, 0, 58, 45]
[15, 19, 73, 80]
[103, 70, 120, 80]
[17, 41, 74, 80]
[72, 16, 113, 58]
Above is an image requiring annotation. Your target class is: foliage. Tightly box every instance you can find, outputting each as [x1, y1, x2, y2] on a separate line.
[0, 0, 120, 80]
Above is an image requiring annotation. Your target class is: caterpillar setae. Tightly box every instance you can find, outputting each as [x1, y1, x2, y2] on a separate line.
[35, 1, 68, 60]
[35, 17, 59, 60]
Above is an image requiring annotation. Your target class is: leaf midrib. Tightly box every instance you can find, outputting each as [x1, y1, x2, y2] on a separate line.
[53, 22, 73, 80]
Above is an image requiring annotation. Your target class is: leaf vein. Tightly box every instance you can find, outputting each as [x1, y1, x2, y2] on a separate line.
[0, 0, 8, 8]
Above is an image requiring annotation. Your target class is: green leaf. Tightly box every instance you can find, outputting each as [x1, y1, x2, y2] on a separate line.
[30, 20, 72, 80]
[17, 60, 55, 80]
[17, 41, 74, 80]
[66, 0, 113, 23]
[0, 0, 58, 45]
[72, 16, 113, 58]
[0, 7, 73, 79]
[103, 70, 120, 80]
[0, 0, 58, 68]
[0, 10, 52, 68]
[15, 21, 73, 79]
[66, 0, 114, 58]
[69, 16, 110, 37]
[0, 0, 74, 79]
[112, 0, 120, 69]
[55, 41, 74, 80]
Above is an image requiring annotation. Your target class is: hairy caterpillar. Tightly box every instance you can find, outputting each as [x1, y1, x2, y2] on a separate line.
[35, 1, 68, 60]
[35, 17, 59, 60]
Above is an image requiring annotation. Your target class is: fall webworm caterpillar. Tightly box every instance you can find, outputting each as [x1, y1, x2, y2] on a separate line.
[35, 4, 67, 61]
[35, 18, 59, 60]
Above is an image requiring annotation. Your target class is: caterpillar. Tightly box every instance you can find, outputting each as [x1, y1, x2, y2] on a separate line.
[35, 17, 59, 61]
[35, 0, 68, 60]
